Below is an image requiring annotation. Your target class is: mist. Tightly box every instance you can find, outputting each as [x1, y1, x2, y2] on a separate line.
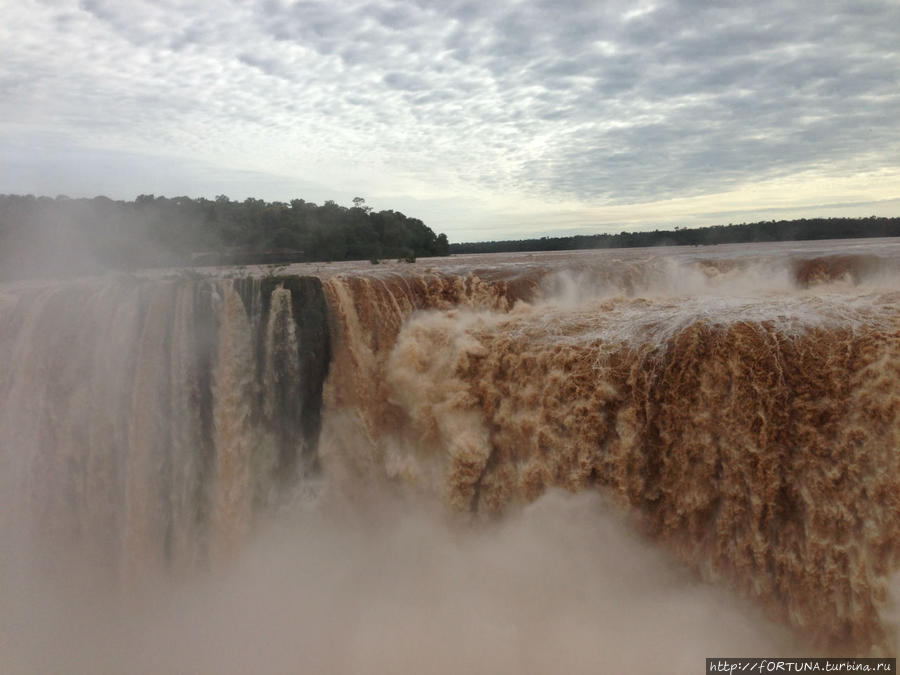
[1, 488, 796, 675]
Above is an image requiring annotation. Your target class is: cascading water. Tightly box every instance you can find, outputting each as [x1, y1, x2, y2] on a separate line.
[0, 275, 329, 588]
[316, 242, 900, 654]
[1, 239, 898, 672]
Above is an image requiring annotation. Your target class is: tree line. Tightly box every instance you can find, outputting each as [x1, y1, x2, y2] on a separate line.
[449, 217, 900, 254]
[2, 192, 897, 282]
[0, 194, 450, 280]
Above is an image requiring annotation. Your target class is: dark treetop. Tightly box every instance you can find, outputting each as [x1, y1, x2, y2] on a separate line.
[0, 194, 450, 280]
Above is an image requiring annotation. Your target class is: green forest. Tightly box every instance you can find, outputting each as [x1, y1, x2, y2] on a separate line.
[0, 194, 448, 280]
[1, 192, 898, 281]
[449, 216, 900, 254]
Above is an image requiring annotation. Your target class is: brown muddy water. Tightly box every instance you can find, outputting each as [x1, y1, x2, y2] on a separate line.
[1, 239, 898, 672]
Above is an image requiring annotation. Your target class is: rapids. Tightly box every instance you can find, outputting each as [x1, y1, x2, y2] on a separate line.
[1, 238, 898, 671]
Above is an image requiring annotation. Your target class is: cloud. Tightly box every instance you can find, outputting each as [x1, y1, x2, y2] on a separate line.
[1, 0, 898, 238]
[383, 72, 431, 91]
[0, 132, 336, 202]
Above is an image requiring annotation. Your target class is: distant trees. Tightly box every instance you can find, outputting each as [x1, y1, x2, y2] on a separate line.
[435, 233, 449, 257]
[4, 192, 897, 283]
[449, 217, 900, 255]
[0, 194, 451, 280]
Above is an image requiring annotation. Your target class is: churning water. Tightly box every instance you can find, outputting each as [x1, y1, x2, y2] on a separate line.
[1, 239, 898, 672]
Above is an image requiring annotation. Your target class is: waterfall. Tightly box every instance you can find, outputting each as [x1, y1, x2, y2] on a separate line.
[1, 240, 899, 668]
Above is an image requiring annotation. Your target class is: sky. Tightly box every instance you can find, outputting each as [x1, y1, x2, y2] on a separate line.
[1, 0, 899, 242]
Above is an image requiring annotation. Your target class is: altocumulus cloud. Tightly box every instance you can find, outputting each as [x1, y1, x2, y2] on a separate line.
[1, 0, 898, 238]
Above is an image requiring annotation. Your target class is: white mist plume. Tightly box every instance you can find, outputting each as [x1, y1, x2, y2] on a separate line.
[1, 490, 796, 675]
